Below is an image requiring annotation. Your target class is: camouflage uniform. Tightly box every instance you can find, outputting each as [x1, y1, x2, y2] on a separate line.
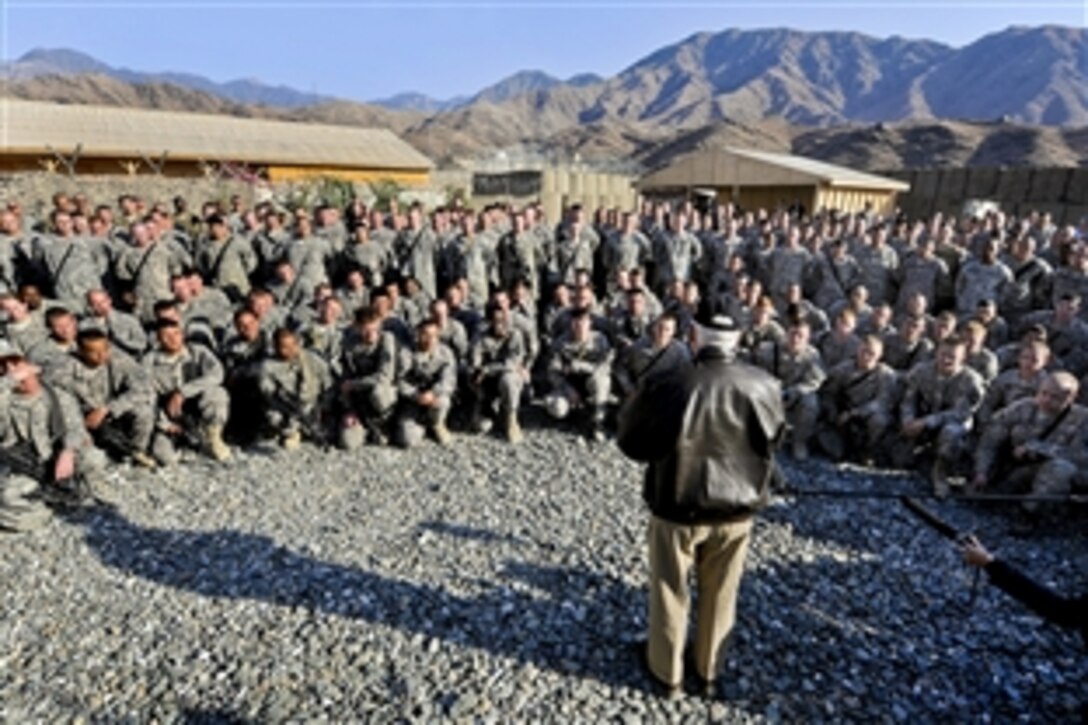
[767, 246, 811, 304]
[0, 375, 107, 531]
[257, 349, 333, 443]
[955, 259, 1013, 316]
[652, 230, 702, 293]
[896, 361, 985, 472]
[470, 324, 526, 433]
[395, 344, 457, 448]
[817, 332, 860, 371]
[819, 358, 899, 460]
[339, 330, 398, 446]
[896, 253, 949, 313]
[48, 350, 156, 458]
[545, 331, 614, 430]
[197, 235, 257, 302]
[34, 235, 101, 308]
[1001, 256, 1052, 324]
[753, 340, 826, 455]
[977, 368, 1045, 423]
[974, 398, 1088, 508]
[143, 343, 230, 463]
[393, 227, 439, 299]
[855, 243, 899, 306]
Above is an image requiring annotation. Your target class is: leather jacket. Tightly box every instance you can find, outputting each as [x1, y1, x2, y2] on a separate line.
[618, 345, 786, 525]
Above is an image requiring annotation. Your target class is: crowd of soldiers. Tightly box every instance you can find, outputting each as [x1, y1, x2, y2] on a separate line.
[0, 188, 1085, 530]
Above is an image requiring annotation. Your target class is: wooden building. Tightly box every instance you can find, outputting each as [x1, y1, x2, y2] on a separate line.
[0, 99, 433, 185]
[470, 166, 637, 222]
[637, 147, 909, 216]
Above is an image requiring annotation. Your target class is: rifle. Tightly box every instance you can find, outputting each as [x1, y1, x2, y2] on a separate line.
[0, 442, 93, 509]
[900, 495, 981, 608]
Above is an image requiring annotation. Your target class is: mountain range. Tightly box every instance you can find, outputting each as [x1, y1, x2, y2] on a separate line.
[2, 25, 1087, 170]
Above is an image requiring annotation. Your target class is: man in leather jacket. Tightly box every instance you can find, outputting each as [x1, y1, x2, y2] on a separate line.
[618, 307, 786, 697]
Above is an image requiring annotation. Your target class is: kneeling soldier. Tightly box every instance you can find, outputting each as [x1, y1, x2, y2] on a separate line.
[144, 320, 232, 464]
[470, 303, 526, 442]
[339, 307, 398, 448]
[395, 318, 456, 447]
[819, 335, 898, 463]
[545, 307, 614, 442]
[258, 328, 333, 450]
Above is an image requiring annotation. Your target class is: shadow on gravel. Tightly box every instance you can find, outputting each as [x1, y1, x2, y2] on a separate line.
[72, 506, 1085, 719]
[77, 506, 653, 694]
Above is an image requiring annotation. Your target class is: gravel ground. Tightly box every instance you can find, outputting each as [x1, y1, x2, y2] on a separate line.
[2, 414, 1085, 723]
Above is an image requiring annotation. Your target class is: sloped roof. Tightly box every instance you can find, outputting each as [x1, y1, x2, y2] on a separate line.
[0, 98, 433, 170]
[638, 147, 909, 192]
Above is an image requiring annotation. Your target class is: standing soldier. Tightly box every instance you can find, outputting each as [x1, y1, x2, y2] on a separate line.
[895, 236, 949, 314]
[811, 237, 861, 311]
[144, 320, 232, 464]
[338, 308, 398, 448]
[767, 226, 811, 307]
[34, 210, 102, 308]
[544, 308, 614, 442]
[1000, 235, 1052, 326]
[116, 221, 182, 323]
[340, 223, 389, 290]
[855, 226, 899, 306]
[898, 335, 986, 496]
[393, 205, 439, 300]
[498, 211, 544, 302]
[220, 308, 268, 445]
[395, 319, 457, 448]
[552, 207, 599, 289]
[601, 212, 651, 292]
[652, 212, 702, 295]
[197, 214, 256, 304]
[955, 236, 1012, 317]
[452, 213, 497, 311]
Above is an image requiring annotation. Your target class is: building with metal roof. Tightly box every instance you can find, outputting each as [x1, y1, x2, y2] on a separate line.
[0, 99, 433, 185]
[637, 147, 910, 216]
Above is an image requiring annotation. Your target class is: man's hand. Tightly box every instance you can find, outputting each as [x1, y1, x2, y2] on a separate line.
[84, 407, 110, 430]
[53, 449, 75, 481]
[417, 391, 436, 408]
[166, 391, 184, 420]
[961, 535, 994, 568]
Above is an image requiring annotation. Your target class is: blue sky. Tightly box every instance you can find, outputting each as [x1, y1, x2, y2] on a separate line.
[3, 0, 1085, 101]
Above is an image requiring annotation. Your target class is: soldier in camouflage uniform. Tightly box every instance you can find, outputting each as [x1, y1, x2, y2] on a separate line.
[955, 236, 1012, 317]
[395, 318, 457, 448]
[116, 222, 184, 323]
[977, 340, 1049, 423]
[220, 308, 268, 446]
[393, 206, 439, 300]
[196, 215, 256, 304]
[767, 226, 811, 307]
[144, 320, 231, 464]
[545, 308, 614, 442]
[0, 345, 106, 530]
[817, 308, 861, 370]
[819, 335, 899, 463]
[898, 335, 986, 496]
[84, 289, 148, 359]
[753, 320, 826, 460]
[257, 327, 333, 450]
[47, 328, 157, 469]
[1000, 235, 1052, 326]
[34, 210, 102, 308]
[340, 224, 389, 290]
[972, 371, 1088, 513]
[338, 307, 398, 448]
[651, 213, 702, 295]
[469, 303, 526, 443]
[895, 235, 949, 314]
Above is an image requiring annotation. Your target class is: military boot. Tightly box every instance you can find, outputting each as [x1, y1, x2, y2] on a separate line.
[205, 425, 232, 462]
[281, 429, 302, 451]
[505, 412, 524, 444]
[588, 407, 606, 443]
[433, 421, 452, 446]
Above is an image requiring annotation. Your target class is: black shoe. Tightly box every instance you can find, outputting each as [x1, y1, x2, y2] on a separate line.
[631, 641, 681, 701]
[683, 649, 717, 699]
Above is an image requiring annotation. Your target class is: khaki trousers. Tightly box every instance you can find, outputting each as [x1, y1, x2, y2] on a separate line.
[647, 515, 753, 687]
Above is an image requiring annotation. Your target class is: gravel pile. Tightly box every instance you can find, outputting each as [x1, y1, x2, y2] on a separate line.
[2, 416, 1085, 722]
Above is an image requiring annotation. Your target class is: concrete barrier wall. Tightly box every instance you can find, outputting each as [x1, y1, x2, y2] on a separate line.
[885, 167, 1088, 224]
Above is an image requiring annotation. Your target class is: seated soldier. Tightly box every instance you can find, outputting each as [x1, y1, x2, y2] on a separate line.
[973, 371, 1088, 518]
[395, 318, 456, 448]
[300, 295, 347, 378]
[47, 328, 157, 469]
[544, 307, 614, 442]
[753, 319, 826, 460]
[220, 308, 268, 446]
[898, 335, 986, 496]
[257, 328, 333, 450]
[144, 320, 232, 464]
[0, 344, 107, 531]
[85, 288, 148, 359]
[339, 307, 398, 448]
[28, 306, 79, 374]
[977, 340, 1050, 423]
[470, 303, 526, 443]
[963, 319, 999, 384]
[882, 314, 934, 373]
[818, 307, 861, 370]
[819, 335, 898, 464]
[612, 312, 690, 400]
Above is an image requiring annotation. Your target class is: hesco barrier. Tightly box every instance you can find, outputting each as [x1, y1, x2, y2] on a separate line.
[883, 167, 1088, 223]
